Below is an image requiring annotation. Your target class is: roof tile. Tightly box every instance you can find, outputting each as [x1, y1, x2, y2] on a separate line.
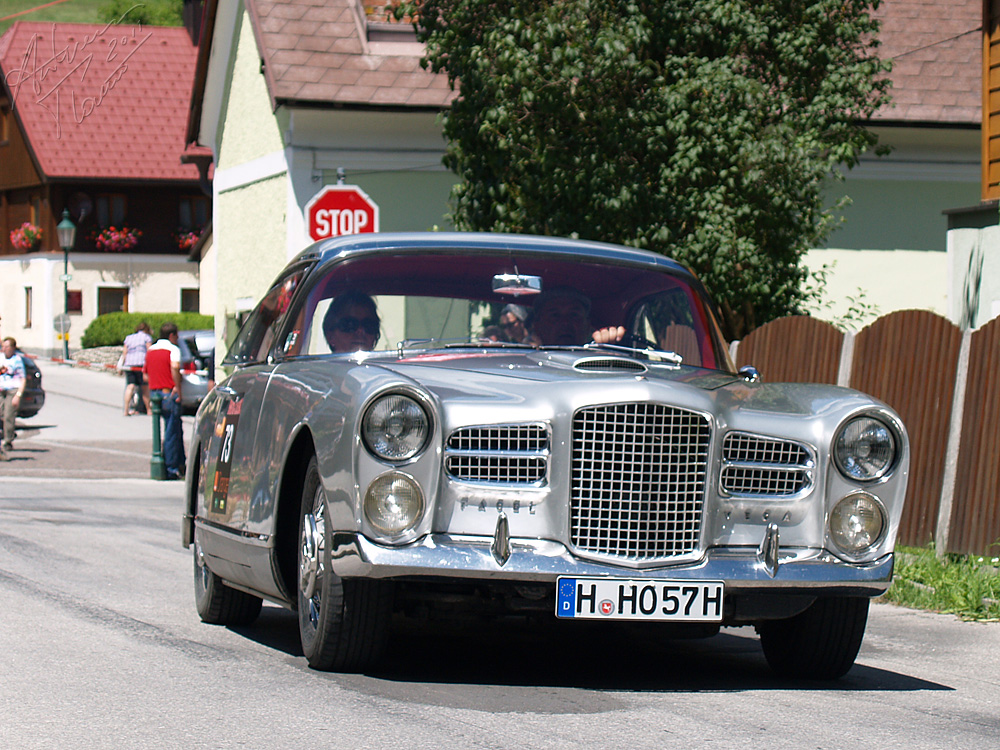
[873, 0, 980, 124]
[249, 0, 454, 109]
[0, 22, 203, 181]
[247, 0, 974, 120]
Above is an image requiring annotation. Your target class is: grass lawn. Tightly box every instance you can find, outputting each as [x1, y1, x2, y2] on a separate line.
[1, 0, 108, 35]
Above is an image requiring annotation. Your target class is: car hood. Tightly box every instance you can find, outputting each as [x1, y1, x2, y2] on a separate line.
[369, 348, 734, 388]
[357, 348, 875, 420]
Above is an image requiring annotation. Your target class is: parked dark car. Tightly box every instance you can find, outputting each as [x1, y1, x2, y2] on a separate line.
[183, 232, 909, 680]
[17, 352, 44, 418]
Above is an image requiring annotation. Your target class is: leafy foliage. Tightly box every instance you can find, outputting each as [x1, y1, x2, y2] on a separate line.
[99, 0, 183, 26]
[81, 311, 214, 348]
[407, 0, 891, 338]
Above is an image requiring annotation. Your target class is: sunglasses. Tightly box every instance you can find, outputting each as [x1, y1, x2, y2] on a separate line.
[329, 316, 379, 336]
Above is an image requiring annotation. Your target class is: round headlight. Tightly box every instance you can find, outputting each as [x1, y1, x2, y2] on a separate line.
[364, 472, 424, 535]
[362, 394, 429, 461]
[829, 492, 886, 555]
[834, 415, 896, 481]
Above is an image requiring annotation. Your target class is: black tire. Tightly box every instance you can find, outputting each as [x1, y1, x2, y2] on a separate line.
[193, 536, 263, 625]
[297, 455, 392, 672]
[192, 451, 262, 626]
[757, 596, 870, 680]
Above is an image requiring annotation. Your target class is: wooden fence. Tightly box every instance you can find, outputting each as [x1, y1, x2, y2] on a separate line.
[733, 311, 1000, 557]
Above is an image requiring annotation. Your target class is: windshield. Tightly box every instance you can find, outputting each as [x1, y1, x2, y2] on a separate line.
[286, 251, 731, 371]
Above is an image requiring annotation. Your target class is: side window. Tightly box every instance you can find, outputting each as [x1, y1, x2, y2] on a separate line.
[224, 267, 309, 365]
[631, 290, 706, 367]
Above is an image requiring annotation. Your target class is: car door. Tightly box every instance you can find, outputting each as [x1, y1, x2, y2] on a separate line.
[206, 266, 310, 534]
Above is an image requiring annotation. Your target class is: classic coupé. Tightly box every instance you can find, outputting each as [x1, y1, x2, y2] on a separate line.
[183, 233, 908, 679]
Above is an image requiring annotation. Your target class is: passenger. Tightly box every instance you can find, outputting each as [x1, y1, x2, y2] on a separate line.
[323, 291, 380, 353]
[499, 303, 529, 343]
[527, 287, 625, 346]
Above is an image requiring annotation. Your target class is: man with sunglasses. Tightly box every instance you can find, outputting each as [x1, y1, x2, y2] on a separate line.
[323, 291, 381, 353]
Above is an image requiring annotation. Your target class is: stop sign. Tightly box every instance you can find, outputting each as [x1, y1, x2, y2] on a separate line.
[305, 185, 380, 241]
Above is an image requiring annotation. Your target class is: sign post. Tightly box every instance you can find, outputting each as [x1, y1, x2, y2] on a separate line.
[305, 185, 380, 242]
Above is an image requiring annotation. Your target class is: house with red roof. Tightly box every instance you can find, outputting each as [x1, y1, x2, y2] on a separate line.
[186, 0, 986, 354]
[0, 20, 212, 355]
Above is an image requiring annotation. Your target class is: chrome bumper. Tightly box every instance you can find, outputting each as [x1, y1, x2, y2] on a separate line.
[330, 532, 894, 594]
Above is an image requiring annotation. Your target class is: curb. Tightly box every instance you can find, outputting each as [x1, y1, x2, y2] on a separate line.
[46, 356, 121, 374]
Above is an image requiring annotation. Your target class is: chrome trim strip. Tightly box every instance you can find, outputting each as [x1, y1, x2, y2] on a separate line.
[329, 532, 893, 592]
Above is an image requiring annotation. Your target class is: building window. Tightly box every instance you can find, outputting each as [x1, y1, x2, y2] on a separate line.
[180, 288, 200, 313]
[24, 287, 32, 328]
[67, 290, 83, 314]
[30, 196, 41, 226]
[0, 104, 9, 144]
[98, 287, 129, 316]
[179, 196, 209, 230]
[96, 194, 127, 227]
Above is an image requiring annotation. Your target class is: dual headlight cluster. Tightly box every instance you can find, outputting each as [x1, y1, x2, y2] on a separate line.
[829, 414, 899, 557]
[360, 394, 430, 537]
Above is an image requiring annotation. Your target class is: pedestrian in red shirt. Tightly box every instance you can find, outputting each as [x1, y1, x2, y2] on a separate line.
[145, 322, 185, 479]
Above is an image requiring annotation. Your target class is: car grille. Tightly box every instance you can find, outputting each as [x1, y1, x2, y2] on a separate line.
[720, 432, 813, 497]
[445, 424, 548, 485]
[571, 403, 711, 561]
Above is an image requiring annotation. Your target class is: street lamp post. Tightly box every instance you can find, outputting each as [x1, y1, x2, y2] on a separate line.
[56, 209, 76, 362]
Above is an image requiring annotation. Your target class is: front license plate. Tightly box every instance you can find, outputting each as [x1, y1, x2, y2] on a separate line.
[555, 577, 724, 622]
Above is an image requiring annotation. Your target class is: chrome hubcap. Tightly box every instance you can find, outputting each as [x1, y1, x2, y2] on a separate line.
[299, 512, 320, 598]
[299, 486, 326, 626]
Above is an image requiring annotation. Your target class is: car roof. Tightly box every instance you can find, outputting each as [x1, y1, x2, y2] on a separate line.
[295, 232, 697, 282]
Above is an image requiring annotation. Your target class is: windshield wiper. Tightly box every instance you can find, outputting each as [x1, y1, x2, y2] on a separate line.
[584, 341, 683, 365]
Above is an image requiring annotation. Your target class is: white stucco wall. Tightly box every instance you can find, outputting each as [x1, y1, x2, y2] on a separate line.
[803, 248, 949, 328]
[214, 9, 284, 172]
[0, 252, 200, 357]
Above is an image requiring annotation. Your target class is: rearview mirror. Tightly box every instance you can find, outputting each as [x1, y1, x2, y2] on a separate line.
[492, 273, 542, 296]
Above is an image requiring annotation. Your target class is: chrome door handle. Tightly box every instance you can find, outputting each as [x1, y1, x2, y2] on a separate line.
[215, 385, 243, 401]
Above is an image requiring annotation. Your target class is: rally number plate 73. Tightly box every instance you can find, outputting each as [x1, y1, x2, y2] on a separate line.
[556, 577, 724, 622]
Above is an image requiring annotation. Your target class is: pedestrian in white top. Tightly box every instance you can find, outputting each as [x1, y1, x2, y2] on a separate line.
[0, 336, 26, 459]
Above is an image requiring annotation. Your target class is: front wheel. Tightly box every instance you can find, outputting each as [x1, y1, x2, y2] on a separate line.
[757, 596, 870, 680]
[297, 456, 392, 672]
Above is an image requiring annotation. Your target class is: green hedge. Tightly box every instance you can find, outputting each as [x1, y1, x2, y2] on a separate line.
[81, 312, 215, 348]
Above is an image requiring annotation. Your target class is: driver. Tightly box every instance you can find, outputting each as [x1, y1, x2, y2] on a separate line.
[323, 291, 381, 352]
[527, 287, 625, 346]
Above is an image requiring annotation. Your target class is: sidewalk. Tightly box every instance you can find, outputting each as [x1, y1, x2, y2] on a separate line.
[2, 356, 194, 480]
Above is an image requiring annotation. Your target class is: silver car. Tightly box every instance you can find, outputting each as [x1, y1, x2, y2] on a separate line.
[178, 330, 216, 410]
[183, 233, 908, 680]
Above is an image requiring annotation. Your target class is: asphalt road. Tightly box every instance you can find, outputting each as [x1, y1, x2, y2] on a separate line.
[1, 363, 999, 749]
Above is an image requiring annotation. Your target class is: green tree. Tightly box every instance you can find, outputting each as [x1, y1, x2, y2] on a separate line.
[408, 0, 891, 339]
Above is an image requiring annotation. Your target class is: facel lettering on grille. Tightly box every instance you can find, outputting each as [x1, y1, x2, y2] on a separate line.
[458, 498, 536, 514]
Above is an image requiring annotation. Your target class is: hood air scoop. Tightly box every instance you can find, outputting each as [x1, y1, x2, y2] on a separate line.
[574, 357, 648, 374]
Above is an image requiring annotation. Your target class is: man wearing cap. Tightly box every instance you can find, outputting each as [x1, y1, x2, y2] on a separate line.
[527, 288, 627, 347]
